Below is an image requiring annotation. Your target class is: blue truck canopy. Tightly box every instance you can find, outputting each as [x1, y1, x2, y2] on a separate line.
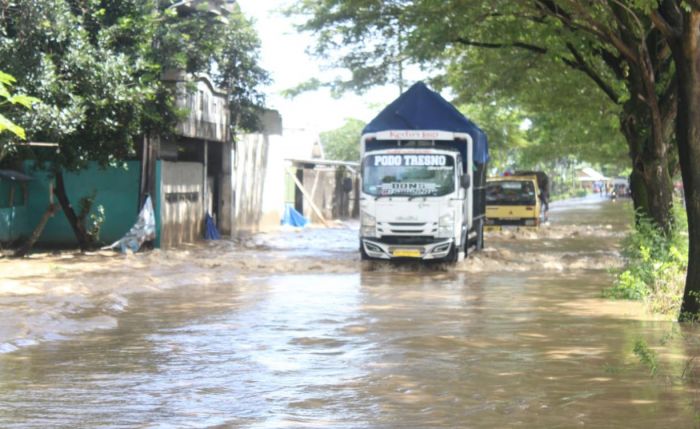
[362, 82, 489, 165]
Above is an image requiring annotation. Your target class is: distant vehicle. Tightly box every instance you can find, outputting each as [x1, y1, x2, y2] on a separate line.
[358, 82, 489, 263]
[515, 170, 550, 220]
[611, 177, 630, 198]
[485, 175, 541, 228]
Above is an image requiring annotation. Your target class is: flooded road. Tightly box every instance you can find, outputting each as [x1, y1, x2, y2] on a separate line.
[1, 197, 700, 427]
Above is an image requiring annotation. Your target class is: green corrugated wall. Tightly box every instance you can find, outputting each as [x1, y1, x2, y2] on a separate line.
[18, 161, 141, 246]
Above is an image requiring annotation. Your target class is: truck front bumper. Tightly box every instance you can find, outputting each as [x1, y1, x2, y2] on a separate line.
[361, 238, 454, 260]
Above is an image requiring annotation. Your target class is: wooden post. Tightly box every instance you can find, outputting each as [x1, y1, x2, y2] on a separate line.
[287, 169, 330, 227]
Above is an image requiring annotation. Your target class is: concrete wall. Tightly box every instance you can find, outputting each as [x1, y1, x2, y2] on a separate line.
[260, 134, 285, 228]
[232, 110, 285, 234]
[217, 141, 234, 236]
[233, 133, 269, 233]
[159, 161, 205, 248]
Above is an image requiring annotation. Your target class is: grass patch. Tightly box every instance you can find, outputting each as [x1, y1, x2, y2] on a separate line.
[604, 204, 688, 316]
[633, 339, 658, 375]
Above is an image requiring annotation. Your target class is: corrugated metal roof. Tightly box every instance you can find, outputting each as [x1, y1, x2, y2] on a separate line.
[578, 167, 608, 181]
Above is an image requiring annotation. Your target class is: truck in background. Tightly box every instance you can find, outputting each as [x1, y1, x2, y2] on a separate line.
[485, 171, 550, 228]
[358, 82, 489, 262]
[485, 175, 541, 228]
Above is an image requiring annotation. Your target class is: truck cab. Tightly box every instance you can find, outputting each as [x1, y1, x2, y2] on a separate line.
[359, 138, 474, 261]
[358, 82, 489, 263]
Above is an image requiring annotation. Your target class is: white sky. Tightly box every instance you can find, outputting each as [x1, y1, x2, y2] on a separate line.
[236, 0, 401, 134]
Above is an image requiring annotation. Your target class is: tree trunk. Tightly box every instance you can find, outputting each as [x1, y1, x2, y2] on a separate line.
[639, 157, 674, 231]
[14, 204, 57, 257]
[620, 113, 674, 233]
[54, 170, 91, 251]
[672, 11, 700, 320]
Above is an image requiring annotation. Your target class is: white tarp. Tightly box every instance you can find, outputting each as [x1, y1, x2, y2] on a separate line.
[107, 196, 156, 253]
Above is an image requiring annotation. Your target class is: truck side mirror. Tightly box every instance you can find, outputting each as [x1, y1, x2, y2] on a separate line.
[342, 177, 353, 193]
[460, 174, 471, 189]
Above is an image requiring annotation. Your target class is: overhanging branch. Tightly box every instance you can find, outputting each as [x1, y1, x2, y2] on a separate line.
[454, 35, 622, 104]
[453, 38, 547, 54]
[564, 43, 621, 104]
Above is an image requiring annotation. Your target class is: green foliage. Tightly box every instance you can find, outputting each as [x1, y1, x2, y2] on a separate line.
[76, 190, 105, 242]
[633, 339, 658, 375]
[211, 7, 270, 131]
[605, 204, 688, 315]
[443, 42, 627, 169]
[0, 70, 39, 162]
[0, 0, 269, 170]
[319, 118, 365, 161]
[1, 0, 158, 170]
[289, 1, 631, 171]
[155, 2, 269, 131]
[287, 0, 413, 94]
[457, 104, 532, 171]
[88, 205, 106, 242]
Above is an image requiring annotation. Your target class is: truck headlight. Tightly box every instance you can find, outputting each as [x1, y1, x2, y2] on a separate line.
[361, 211, 376, 237]
[439, 213, 454, 227]
[437, 212, 454, 237]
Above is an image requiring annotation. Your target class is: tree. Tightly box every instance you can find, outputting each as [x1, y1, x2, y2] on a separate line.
[153, 1, 269, 131]
[0, 0, 158, 249]
[0, 70, 37, 162]
[0, 71, 31, 139]
[649, 2, 700, 319]
[1, 0, 268, 250]
[290, 0, 675, 233]
[319, 118, 365, 161]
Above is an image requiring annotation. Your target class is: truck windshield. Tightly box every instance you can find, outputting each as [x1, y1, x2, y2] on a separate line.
[486, 180, 537, 205]
[362, 153, 456, 197]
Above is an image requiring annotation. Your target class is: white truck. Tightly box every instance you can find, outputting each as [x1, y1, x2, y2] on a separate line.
[358, 82, 489, 262]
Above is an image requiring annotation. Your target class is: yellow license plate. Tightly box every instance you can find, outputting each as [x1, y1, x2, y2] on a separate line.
[392, 249, 421, 258]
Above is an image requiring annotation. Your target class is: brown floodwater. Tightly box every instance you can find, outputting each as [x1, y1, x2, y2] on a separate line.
[1, 196, 699, 428]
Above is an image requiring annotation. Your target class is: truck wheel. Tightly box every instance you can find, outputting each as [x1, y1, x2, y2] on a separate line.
[445, 242, 459, 264]
[476, 220, 485, 250]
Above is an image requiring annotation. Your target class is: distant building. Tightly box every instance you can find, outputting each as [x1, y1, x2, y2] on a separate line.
[577, 167, 609, 192]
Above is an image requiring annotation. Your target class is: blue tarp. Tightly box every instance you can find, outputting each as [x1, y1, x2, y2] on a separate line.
[281, 204, 309, 228]
[204, 213, 221, 240]
[362, 82, 489, 164]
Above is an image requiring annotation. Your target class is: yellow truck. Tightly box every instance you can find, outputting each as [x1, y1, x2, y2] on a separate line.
[485, 175, 541, 228]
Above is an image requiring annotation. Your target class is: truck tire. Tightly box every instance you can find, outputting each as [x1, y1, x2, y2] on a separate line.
[360, 243, 370, 261]
[476, 219, 485, 251]
[445, 242, 459, 264]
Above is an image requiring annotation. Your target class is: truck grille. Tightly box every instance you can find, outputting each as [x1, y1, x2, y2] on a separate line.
[378, 222, 436, 235]
[378, 236, 441, 245]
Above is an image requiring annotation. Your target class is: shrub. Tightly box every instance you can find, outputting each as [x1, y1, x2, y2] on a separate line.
[605, 204, 688, 316]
